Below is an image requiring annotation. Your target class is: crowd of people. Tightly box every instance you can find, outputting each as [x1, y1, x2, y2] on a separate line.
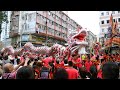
[0, 51, 119, 79]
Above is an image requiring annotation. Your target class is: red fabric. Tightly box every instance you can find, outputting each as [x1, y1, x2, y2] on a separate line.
[66, 67, 79, 79]
[34, 69, 40, 79]
[42, 57, 52, 67]
[60, 61, 64, 67]
[20, 56, 24, 62]
[55, 64, 61, 69]
[64, 65, 69, 69]
[52, 57, 56, 64]
[85, 61, 93, 72]
[97, 70, 102, 79]
[50, 72, 53, 79]
[72, 58, 82, 68]
[68, 56, 72, 61]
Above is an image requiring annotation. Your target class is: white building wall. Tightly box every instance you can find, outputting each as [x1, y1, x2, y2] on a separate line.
[1, 11, 11, 47]
[19, 11, 36, 34]
[99, 11, 120, 38]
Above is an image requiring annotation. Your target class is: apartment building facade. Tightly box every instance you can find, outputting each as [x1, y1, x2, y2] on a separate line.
[99, 11, 120, 54]
[9, 11, 81, 48]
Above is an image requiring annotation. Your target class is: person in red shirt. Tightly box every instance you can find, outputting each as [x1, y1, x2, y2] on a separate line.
[71, 54, 82, 70]
[42, 56, 52, 68]
[85, 54, 93, 73]
[55, 60, 61, 69]
[63, 59, 69, 69]
[66, 61, 79, 79]
[97, 59, 106, 79]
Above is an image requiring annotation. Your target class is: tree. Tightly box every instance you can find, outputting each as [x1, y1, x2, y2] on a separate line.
[0, 11, 8, 39]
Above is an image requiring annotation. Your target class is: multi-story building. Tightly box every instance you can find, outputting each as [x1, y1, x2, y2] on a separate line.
[9, 11, 81, 48]
[1, 11, 11, 48]
[99, 11, 120, 54]
[86, 30, 97, 54]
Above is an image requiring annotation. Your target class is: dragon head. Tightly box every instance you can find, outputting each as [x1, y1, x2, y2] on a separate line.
[72, 28, 87, 44]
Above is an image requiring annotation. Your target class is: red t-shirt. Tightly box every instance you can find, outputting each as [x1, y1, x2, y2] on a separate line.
[72, 58, 82, 68]
[42, 57, 52, 67]
[85, 61, 93, 72]
[55, 64, 61, 69]
[66, 67, 79, 79]
[97, 69, 102, 79]
[68, 56, 72, 61]
[60, 61, 64, 68]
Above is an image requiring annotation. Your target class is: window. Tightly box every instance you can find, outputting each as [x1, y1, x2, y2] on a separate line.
[102, 29, 104, 32]
[25, 14, 27, 20]
[52, 21, 54, 25]
[42, 16, 44, 19]
[47, 19, 49, 24]
[66, 17, 68, 20]
[53, 14, 56, 18]
[118, 18, 120, 22]
[113, 19, 115, 22]
[49, 19, 51, 24]
[25, 23, 27, 30]
[56, 23, 58, 27]
[107, 20, 109, 23]
[101, 12, 104, 16]
[28, 24, 29, 29]
[38, 25, 41, 29]
[44, 26, 46, 30]
[59, 11, 61, 14]
[112, 11, 115, 14]
[48, 11, 51, 16]
[28, 14, 32, 22]
[101, 21, 104, 24]
[59, 25, 61, 29]
[22, 16, 25, 20]
[22, 24, 24, 30]
[106, 12, 109, 15]
[59, 32, 61, 36]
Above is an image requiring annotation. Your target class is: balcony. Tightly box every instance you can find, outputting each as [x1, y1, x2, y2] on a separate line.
[9, 30, 20, 38]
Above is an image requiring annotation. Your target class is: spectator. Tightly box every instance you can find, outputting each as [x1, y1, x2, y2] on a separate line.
[85, 55, 93, 72]
[66, 61, 79, 79]
[0, 68, 3, 79]
[2, 55, 11, 65]
[89, 65, 98, 79]
[71, 54, 82, 70]
[40, 66, 50, 79]
[64, 59, 69, 69]
[2, 60, 24, 79]
[97, 59, 105, 79]
[79, 67, 89, 79]
[53, 68, 68, 79]
[16, 66, 35, 79]
[33, 61, 43, 79]
[102, 62, 119, 79]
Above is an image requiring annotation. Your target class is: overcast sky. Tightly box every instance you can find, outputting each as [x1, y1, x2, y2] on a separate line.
[67, 11, 100, 36]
